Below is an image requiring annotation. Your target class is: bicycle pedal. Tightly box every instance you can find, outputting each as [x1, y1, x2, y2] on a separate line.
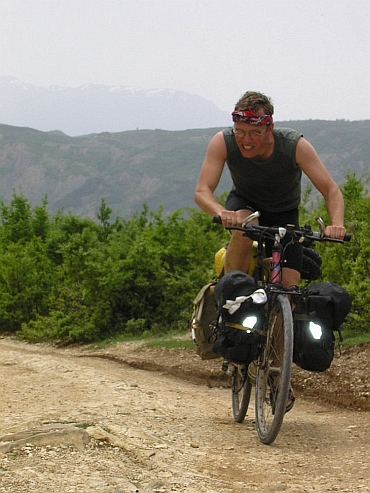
[221, 361, 232, 375]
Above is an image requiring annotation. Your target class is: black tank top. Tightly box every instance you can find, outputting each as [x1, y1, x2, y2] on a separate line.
[222, 127, 303, 212]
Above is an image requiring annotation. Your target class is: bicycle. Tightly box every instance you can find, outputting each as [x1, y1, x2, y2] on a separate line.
[213, 212, 351, 444]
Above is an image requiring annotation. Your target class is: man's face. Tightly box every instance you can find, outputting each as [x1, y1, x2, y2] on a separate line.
[233, 109, 274, 160]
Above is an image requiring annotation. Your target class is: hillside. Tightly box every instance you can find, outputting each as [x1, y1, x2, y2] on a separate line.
[0, 120, 369, 219]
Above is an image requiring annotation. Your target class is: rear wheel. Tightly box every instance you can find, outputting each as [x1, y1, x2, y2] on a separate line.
[255, 294, 293, 444]
[231, 365, 252, 423]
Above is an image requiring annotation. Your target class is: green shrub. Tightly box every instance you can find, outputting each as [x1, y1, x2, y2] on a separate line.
[1, 178, 369, 344]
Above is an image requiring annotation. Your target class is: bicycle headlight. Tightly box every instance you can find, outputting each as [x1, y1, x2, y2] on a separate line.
[242, 315, 258, 331]
[309, 321, 322, 340]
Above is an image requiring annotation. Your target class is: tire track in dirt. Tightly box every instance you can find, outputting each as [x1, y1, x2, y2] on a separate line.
[1, 338, 369, 493]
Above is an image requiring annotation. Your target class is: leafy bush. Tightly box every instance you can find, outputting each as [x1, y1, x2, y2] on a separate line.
[0, 178, 369, 344]
[301, 174, 370, 335]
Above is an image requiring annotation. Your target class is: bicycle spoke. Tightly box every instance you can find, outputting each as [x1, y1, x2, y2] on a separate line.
[231, 365, 252, 423]
[255, 294, 293, 444]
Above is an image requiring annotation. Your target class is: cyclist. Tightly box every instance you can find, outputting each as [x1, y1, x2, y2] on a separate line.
[194, 91, 346, 289]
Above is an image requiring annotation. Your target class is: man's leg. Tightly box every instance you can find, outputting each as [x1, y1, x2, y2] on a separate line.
[224, 209, 255, 273]
[224, 232, 252, 272]
[282, 267, 300, 288]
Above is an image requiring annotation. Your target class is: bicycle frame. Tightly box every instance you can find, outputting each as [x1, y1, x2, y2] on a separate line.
[213, 212, 350, 445]
[243, 212, 286, 285]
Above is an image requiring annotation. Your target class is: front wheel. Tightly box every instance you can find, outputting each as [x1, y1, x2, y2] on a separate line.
[231, 365, 252, 423]
[255, 294, 293, 445]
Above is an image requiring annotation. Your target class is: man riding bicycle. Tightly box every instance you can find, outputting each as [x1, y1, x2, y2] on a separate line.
[194, 91, 346, 288]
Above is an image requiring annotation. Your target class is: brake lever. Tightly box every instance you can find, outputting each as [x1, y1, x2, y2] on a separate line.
[241, 211, 261, 227]
[316, 217, 326, 237]
[315, 216, 351, 241]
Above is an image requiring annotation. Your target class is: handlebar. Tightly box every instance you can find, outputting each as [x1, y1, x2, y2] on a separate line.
[212, 215, 351, 243]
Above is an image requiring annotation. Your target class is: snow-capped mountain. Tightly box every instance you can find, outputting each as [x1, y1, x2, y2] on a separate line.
[0, 77, 230, 136]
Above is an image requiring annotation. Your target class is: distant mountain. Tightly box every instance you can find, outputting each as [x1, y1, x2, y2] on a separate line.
[0, 77, 231, 136]
[0, 120, 368, 220]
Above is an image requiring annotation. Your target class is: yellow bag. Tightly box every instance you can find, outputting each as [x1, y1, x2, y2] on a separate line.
[214, 243, 259, 277]
[214, 247, 226, 276]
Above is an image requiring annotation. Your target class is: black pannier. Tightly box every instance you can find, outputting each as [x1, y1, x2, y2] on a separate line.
[293, 282, 351, 372]
[300, 246, 322, 281]
[305, 282, 352, 330]
[293, 318, 335, 372]
[214, 270, 267, 365]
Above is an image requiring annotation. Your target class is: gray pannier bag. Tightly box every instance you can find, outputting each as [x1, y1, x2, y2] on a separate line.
[190, 281, 220, 360]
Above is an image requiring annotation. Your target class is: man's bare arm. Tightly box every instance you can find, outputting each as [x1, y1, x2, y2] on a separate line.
[194, 131, 228, 217]
[297, 137, 346, 238]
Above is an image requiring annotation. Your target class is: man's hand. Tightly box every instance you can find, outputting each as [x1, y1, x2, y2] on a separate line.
[324, 225, 347, 240]
[218, 210, 238, 227]
[218, 209, 258, 228]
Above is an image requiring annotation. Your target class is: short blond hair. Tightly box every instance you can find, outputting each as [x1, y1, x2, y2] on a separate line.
[234, 91, 274, 116]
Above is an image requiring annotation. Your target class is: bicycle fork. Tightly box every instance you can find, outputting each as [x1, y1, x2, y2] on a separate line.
[270, 230, 287, 283]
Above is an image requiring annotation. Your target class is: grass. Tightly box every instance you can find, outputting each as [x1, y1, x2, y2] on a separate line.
[88, 333, 146, 350]
[143, 333, 193, 350]
[75, 422, 95, 429]
[136, 328, 369, 352]
[338, 326, 370, 347]
[88, 329, 194, 351]
[84, 317, 370, 353]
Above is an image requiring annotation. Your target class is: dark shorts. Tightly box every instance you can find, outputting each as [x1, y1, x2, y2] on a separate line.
[225, 191, 303, 272]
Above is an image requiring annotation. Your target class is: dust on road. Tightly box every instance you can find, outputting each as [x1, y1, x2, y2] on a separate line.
[1, 338, 369, 492]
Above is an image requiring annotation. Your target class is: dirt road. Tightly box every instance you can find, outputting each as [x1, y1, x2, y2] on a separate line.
[1, 338, 369, 493]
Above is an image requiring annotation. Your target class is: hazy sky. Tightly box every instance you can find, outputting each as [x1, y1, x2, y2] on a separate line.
[1, 0, 369, 122]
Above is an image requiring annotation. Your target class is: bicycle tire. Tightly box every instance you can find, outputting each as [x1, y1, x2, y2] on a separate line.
[231, 365, 252, 423]
[255, 294, 293, 445]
